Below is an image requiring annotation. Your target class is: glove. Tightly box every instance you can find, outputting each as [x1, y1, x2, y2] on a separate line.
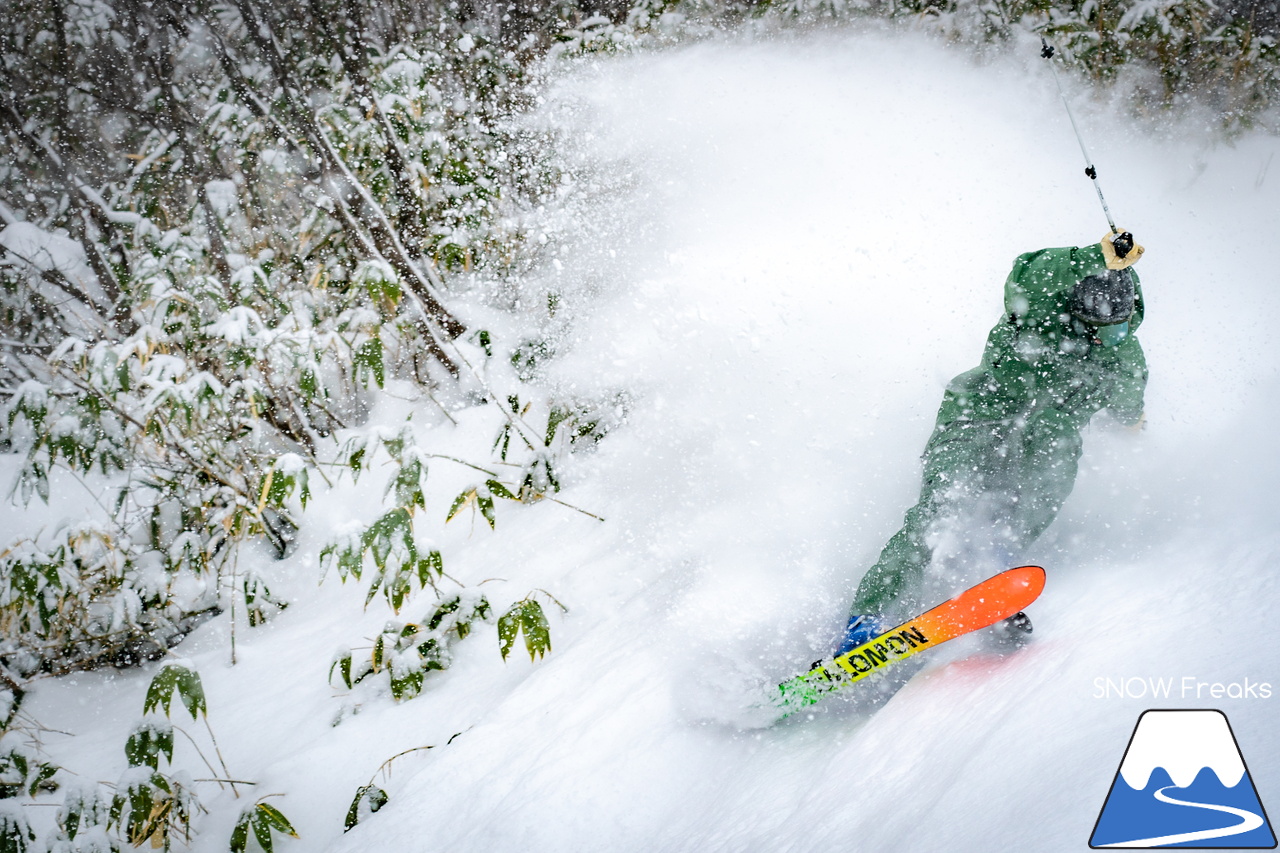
[1125, 412, 1147, 433]
[1101, 229, 1145, 270]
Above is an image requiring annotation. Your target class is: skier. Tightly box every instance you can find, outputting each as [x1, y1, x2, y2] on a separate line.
[838, 232, 1147, 655]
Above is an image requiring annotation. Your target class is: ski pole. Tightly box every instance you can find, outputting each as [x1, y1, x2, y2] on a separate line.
[1040, 38, 1133, 256]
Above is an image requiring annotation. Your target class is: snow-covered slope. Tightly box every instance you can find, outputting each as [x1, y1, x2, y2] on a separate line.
[16, 27, 1280, 852]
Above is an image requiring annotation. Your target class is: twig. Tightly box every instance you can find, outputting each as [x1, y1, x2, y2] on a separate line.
[372, 744, 433, 783]
[423, 454, 499, 477]
[228, 546, 240, 668]
[541, 495, 605, 523]
[530, 589, 570, 614]
[0, 662, 25, 696]
[203, 716, 240, 798]
[172, 726, 226, 790]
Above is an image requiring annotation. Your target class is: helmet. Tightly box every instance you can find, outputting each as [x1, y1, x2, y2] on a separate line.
[1068, 269, 1135, 328]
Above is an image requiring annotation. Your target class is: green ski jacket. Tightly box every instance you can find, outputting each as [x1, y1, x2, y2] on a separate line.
[850, 243, 1148, 619]
[938, 242, 1147, 434]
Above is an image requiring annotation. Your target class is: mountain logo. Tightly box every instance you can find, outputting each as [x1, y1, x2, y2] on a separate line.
[1090, 709, 1277, 849]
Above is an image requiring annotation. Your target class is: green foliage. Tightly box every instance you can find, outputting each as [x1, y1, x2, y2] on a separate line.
[510, 338, 555, 382]
[259, 457, 311, 514]
[143, 664, 207, 721]
[446, 483, 509, 529]
[343, 785, 388, 832]
[487, 396, 627, 509]
[0, 0, 575, 679]
[31, 658, 251, 851]
[0, 524, 198, 676]
[354, 262, 403, 312]
[124, 722, 175, 772]
[498, 596, 562, 663]
[329, 593, 492, 702]
[0, 6, 605, 853]
[323, 427, 461, 611]
[560, 0, 1280, 131]
[109, 769, 198, 850]
[230, 802, 298, 853]
[0, 690, 21, 735]
[388, 455, 429, 511]
[548, 394, 631, 449]
[322, 507, 444, 613]
[0, 807, 34, 853]
[363, 509, 415, 583]
[0, 745, 58, 800]
[454, 396, 627, 529]
[244, 574, 290, 628]
[53, 785, 119, 851]
[353, 337, 386, 389]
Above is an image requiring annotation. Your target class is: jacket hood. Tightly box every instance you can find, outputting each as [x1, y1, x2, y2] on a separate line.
[1004, 244, 1144, 337]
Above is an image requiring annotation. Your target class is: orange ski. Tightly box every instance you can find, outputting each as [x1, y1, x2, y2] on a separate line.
[776, 566, 1046, 715]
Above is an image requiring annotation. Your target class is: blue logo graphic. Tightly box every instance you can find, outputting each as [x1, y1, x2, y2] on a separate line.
[1091, 709, 1276, 848]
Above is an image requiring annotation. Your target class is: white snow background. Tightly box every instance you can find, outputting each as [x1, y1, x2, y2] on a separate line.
[7, 27, 1280, 852]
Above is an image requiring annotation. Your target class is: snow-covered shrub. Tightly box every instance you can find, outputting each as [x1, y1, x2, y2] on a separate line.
[880, 0, 1279, 128]
[23, 662, 294, 853]
[318, 410, 586, 704]
[0, 524, 203, 677]
[554, 0, 1280, 130]
[0, 0, 572, 680]
[0, 739, 57, 802]
[328, 593, 494, 702]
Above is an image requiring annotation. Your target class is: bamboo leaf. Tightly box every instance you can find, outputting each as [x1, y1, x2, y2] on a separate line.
[365, 567, 385, 608]
[428, 597, 460, 631]
[66, 796, 84, 840]
[388, 458, 427, 510]
[143, 666, 179, 716]
[545, 406, 569, 446]
[344, 785, 388, 832]
[28, 762, 58, 797]
[445, 489, 473, 523]
[491, 423, 511, 460]
[252, 811, 274, 853]
[497, 600, 554, 663]
[497, 608, 519, 662]
[389, 571, 411, 613]
[485, 479, 517, 501]
[363, 508, 411, 569]
[125, 723, 174, 770]
[520, 601, 552, 661]
[174, 666, 207, 720]
[126, 783, 155, 845]
[389, 668, 425, 701]
[416, 550, 443, 586]
[255, 803, 298, 838]
[329, 653, 353, 690]
[230, 812, 250, 853]
[353, 337, 385, 389]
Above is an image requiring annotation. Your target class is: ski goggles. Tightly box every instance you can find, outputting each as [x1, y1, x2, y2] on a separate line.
[1094, 320, 1130, 348]
[1071, 317, 1131, 348]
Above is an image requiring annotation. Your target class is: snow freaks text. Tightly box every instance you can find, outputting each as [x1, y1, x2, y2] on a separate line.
[1093, 677, 1274, 700]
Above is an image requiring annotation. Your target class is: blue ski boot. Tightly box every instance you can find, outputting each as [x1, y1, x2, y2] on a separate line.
[835, 614, 885, 657]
